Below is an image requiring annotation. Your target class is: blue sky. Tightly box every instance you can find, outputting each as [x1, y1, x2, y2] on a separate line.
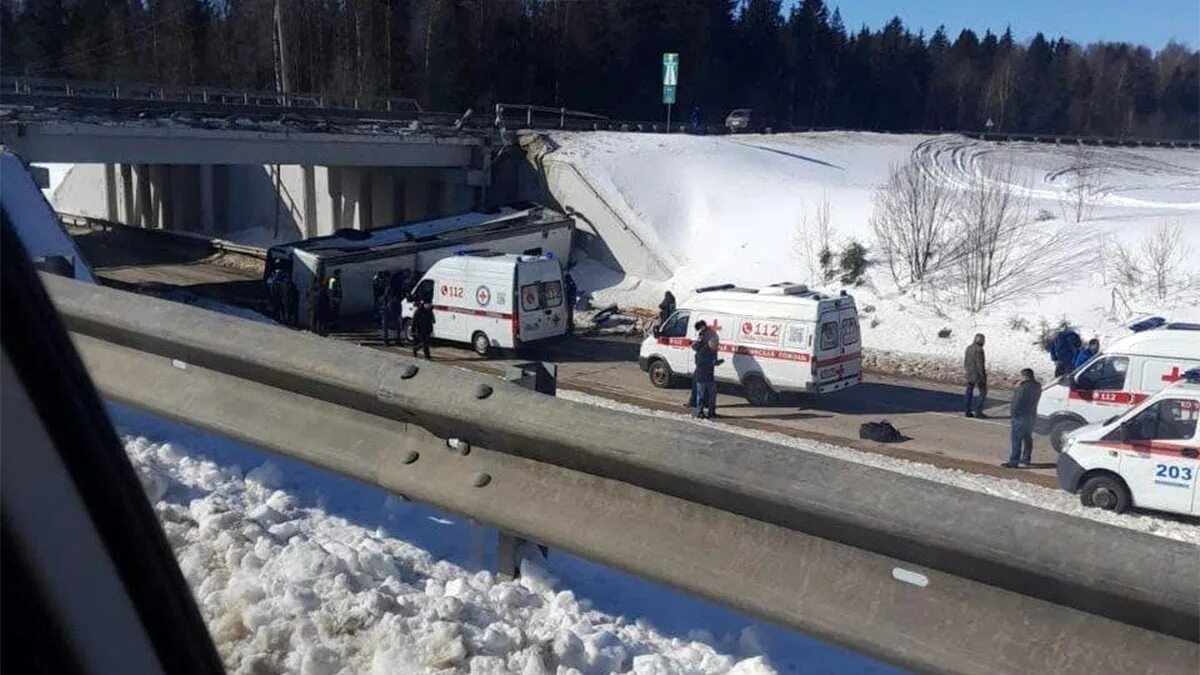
[795, 0, 1199, 49]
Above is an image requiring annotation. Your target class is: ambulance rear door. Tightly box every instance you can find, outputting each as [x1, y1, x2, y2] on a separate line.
[515, 259, 566, 343]
[813, 297, 860, 392]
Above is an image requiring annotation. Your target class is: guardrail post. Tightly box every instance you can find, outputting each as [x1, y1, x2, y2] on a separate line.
[526, 106, 532, 128]
[560, 107, 565, 128]
[495, 362, 557, 579]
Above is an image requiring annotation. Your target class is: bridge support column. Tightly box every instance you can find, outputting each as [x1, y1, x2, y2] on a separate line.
[199, 165, 215, 234]
[302, 165, 318, 237]
[371, 169, 396, 228]
[103, 164, 119, 222]
[356, 168, 373, 231]
[403, 170, 429, 222]
[120, 165, 134, 225]
[149, 164, 172, 230]
[134, 164, 152, 228]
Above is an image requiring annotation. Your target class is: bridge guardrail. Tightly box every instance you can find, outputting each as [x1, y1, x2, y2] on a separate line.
[39, 272, 1200, 673]
[2, 76, 425, 114]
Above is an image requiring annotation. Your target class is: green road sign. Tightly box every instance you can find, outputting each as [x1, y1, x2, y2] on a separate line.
[663, 85, 676, 105]
[662, 53, 679, 86]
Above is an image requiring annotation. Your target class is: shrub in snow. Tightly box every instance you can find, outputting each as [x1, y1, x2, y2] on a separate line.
[870, 161, 957, 285]
[1058, 149, 1111, 223]
[1101, 223, 1198, 310]
[950, 159, 1092, 313]
[791, 194, 834, 284]
[1035, 317, 1077, 351]
[1035, 209, 1056, 222]
[1007, 316, 1032, 333]
[837, 241, 870, 286]
[937, 328, 952, 339]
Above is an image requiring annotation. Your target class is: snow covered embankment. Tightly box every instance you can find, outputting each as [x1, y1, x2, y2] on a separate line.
[544, 131, 1200, 378]
[118, 407, 817, 675]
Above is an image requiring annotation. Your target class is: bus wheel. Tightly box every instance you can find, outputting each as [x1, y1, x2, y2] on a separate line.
[1049, 418, 1083, 452]
[472, 331, 493, 358]
[648, 359, 675, 389]
[743, 374, 777, 406]
[1080, 474, 1130, 513]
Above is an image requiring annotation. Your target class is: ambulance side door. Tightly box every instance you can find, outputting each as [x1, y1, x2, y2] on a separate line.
[657, 311, 692, 377]
[1113, 397, 1199, 514]
[1069, 355, 1133, 420]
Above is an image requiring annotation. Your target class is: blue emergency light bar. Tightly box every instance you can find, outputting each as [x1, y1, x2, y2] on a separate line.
[1183, 368, 1200, 384]
[1128, 316, 1167, 332]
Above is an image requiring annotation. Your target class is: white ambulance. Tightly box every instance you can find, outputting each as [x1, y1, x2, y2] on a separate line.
[402, 252, 567, 356]
[637, 283, 861, 405]
[1057, 370, 1199, 516]
[1036, 323, 1200, 451]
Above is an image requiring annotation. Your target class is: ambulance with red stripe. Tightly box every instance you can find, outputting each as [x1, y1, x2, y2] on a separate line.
[638, 283, 861, 405]
[1057, 369, 1199, 516]
[1035, 323, 1200, 451]
[403, 252, 567, 356]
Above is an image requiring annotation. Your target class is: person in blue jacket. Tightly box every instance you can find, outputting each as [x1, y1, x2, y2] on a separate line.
[1049, 328, 1082, 377]
[1072, 338, 1100, 370]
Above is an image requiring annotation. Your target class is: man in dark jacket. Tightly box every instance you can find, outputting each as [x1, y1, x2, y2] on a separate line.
[963, 333, 987, 418]
[658, 291, 676, 326]
[411, 299, 435, 359]
[283, 277, 299, 327]
[563, 274, 578, 334]
[309, 277, 328, 336]
[380, 285, 403, 346]
[691, 320, 718, 419]
[1005, 368, 1042, 468]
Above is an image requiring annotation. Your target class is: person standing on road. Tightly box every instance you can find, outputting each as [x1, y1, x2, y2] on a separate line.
[563, 273, 578, 335]
[963, 333, 987, 418]
[1049, 328, 1081, 377]
[658, 291, 676, 326]
[308, 276, 328, 336]
[1004, 368, 1043, 468]
[326, 269, 343, 330]
[283, 276, 299, 327]
[380, 284, 403, 346]
[691, 320, 718, 419]
[411, 299, 435, 360]
[1073, 338, 1100, 370]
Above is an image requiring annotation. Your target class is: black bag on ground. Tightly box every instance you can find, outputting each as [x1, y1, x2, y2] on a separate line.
[859, 420, 904, 443]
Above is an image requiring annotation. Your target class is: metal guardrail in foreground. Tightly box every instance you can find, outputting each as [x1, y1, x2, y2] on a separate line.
[42, 274, 1198, 674]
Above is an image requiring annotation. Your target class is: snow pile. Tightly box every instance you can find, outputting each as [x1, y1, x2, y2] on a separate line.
[556, 390, 1200, 545]
[117, 408, 867, 675]
[550, 131, 1200, 376]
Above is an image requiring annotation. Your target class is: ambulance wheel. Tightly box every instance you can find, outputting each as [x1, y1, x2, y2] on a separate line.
[743, 375, 777, 406]
[1079, 474, 1130, 513]
[472, 331, 493, 358]
[647, 359, 676, 389]
[1049, 418, 1083, 453]
[402, 319, 415, 344]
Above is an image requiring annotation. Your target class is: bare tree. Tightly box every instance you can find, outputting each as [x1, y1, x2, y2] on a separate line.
[1140, 222, 1190, 301]
[870, 160, 957, 286]
[952, 159, 1089, 312]
[1059, 148, 1110, 222]
[792, 193, 833, 284]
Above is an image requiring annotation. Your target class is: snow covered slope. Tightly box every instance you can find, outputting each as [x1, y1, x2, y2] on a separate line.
[115, 405, 895, 675]
[548, 131, 1199, 375]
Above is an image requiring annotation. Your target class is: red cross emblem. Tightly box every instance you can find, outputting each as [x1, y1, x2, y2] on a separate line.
[1162, 367, 1182, 383]
[707, 318, 723, 333]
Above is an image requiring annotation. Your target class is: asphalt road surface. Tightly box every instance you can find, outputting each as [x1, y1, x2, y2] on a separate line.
[69, 222, 1059, 487]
